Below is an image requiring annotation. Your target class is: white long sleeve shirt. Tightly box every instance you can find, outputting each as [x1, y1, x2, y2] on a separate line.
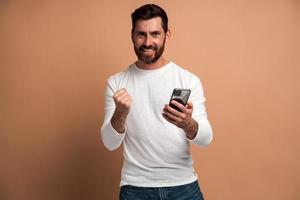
[101, 61, 213, 187]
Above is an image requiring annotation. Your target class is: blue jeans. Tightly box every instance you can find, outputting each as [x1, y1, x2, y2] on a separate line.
[119, 180, 204, 200]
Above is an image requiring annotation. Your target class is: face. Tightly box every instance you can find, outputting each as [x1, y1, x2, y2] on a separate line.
[132, 17, 169, 65]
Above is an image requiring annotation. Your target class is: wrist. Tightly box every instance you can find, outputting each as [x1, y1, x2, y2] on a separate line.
[111, 110, 128, 134]
[184, 119, 198, 140]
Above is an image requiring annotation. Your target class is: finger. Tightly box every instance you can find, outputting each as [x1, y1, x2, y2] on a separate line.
[186, 101, 193, 115]
[164, 104, 184, 117]
[114, 88, 127, 99]
[115, 90, 130, 102]
[117, 94, 131, 104]
[164, 105, 179, 117]
[171, 100, 187, 113]
[115, 96, 132, 112]
[123, 95, 132, 105]
[163, 108, 182, 122]
[162, 113, 178, 125]
[187, 101, 193, 109]
[114, 89, 126, 98]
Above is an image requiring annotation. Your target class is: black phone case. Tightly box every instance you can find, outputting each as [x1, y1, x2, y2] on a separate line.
[169, 89, 191, 112]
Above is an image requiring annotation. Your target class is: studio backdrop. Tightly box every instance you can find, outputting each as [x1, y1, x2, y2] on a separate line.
[1, 1, 299, 200]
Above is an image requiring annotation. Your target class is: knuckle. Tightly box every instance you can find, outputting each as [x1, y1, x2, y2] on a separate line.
[116, 97, 122, 102]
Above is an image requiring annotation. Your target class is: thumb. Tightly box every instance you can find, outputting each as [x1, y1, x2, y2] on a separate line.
[187, 101, 193, 109]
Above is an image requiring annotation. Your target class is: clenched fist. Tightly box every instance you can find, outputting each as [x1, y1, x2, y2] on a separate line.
[113, 88, 132, 115]
[111, 88, 132, 134]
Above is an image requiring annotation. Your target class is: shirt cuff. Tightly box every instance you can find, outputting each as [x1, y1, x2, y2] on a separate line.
[187, 119, 213, 147]
[110, 121, 127, 136]
[101, 121, 126, 151]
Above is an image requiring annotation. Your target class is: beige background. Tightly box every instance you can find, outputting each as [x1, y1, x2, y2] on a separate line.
[1, 0, 299, 200]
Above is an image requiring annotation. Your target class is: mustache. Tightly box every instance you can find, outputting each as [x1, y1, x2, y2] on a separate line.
[139, 45, 157, 51]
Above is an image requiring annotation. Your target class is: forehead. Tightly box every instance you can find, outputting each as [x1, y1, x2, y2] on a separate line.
[134, 17, 164, 32]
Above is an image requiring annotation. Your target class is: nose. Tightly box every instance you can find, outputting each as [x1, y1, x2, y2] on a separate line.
[144, 35, 153, 47]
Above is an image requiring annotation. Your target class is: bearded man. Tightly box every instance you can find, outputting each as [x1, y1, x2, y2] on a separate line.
[101, 4, 213, 200]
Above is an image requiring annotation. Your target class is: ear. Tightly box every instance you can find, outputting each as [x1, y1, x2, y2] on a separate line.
[165, 28, 171, 42]
[131, 29, 134, 43]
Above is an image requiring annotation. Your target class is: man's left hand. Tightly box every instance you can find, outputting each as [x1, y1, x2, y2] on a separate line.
[162, 100, 198, 140]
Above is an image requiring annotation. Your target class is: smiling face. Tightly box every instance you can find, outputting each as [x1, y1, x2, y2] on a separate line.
[132, 17, 170, 67]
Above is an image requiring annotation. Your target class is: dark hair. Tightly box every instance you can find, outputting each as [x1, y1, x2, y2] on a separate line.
[131, 4, 168, 33]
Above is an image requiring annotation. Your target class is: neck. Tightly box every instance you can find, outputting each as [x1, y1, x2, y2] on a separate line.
[136, 57, 169, 70]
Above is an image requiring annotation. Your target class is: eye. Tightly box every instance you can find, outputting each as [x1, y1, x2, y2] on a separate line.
[136, 31, 146, 37]
[152, 31, 161, 37]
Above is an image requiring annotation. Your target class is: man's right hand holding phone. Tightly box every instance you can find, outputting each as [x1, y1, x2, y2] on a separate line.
[163, 100, 198, 140]
[111, 88, 132, 134]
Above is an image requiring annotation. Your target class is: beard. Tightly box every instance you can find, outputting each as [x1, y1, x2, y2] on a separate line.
[134, 38, 166, 64]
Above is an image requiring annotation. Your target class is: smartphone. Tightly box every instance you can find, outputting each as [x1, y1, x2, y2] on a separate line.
[169, 88, 191, 112]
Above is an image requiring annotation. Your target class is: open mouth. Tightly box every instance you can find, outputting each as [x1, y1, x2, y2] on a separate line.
[141, 48, 156, 54]
[142, 48, 154, 51]
[143, 49, 154, 52]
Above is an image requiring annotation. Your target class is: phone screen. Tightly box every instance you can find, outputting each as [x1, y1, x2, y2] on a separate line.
[169, 89, 191, 112]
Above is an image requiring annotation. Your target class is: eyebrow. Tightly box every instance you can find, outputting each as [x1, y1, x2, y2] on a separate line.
[135, 31, 162, 35]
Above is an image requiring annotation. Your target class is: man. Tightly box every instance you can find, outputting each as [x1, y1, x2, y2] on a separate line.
[101, 4, 213, 200]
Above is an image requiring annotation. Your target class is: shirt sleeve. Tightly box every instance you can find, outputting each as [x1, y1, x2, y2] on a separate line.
[100, 80, 126, 151]
[187, 76, 213, 147]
